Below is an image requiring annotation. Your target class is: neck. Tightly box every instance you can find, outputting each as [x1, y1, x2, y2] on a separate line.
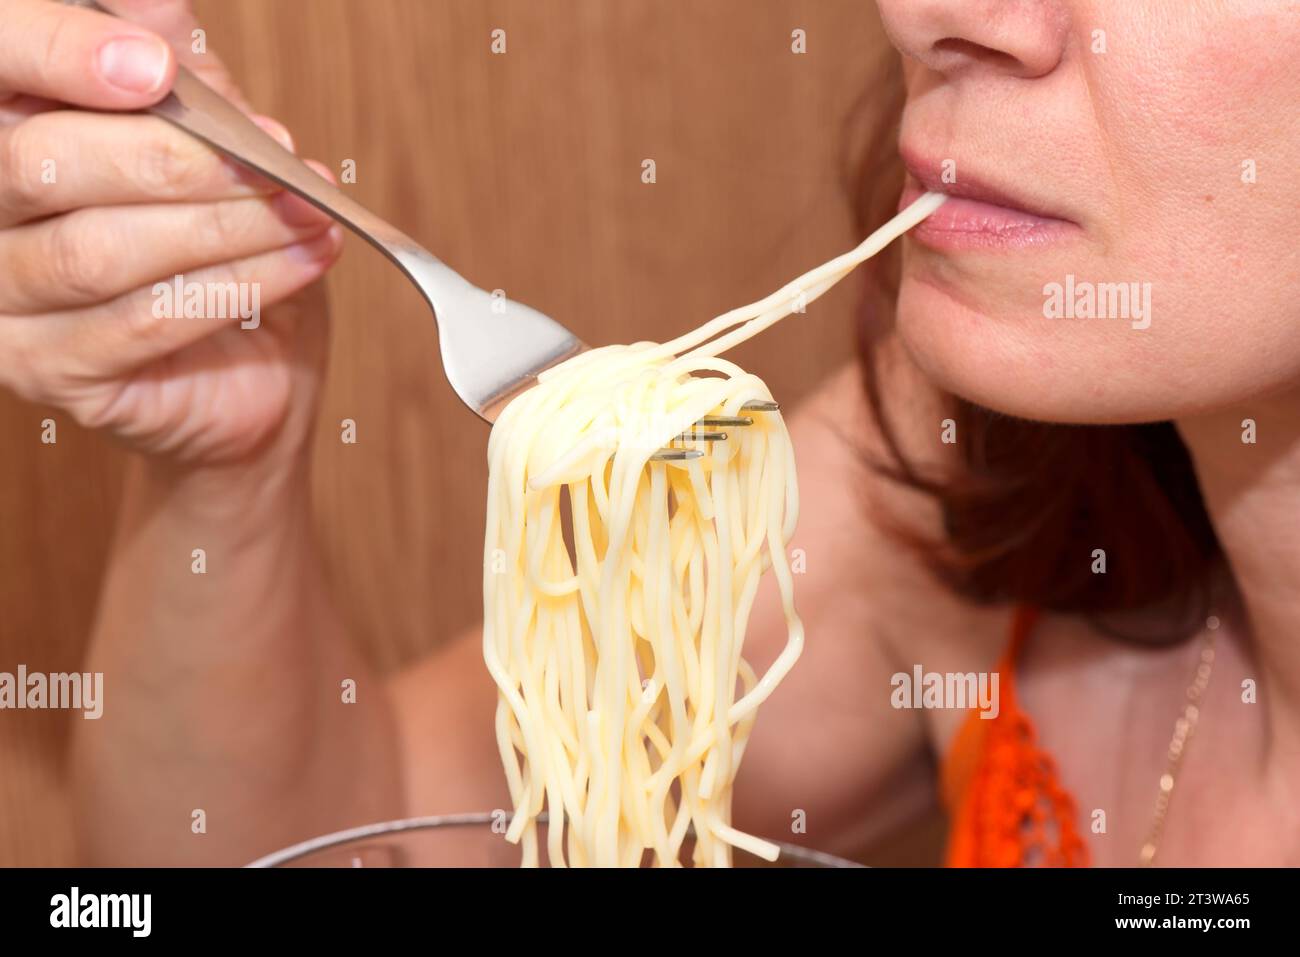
[1177, 389, 1300, 749]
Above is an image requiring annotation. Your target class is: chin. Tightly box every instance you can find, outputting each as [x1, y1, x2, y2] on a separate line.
[893, 272, 1198, 428]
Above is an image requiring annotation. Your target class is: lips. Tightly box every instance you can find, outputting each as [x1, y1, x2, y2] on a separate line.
[898, 148, 1079, 251]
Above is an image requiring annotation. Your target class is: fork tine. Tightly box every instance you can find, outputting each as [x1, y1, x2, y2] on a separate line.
[676, 430, 728, 442]
[651, 401, 778, 461]
[650, 448, 706, 462]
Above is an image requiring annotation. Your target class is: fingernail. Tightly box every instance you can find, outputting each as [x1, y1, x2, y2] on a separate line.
[252, 115, 295, 153]
[289, 226, 343, 265]
[98, 36, 170, 94]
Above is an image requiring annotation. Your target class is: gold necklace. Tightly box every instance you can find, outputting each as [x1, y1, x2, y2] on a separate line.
[1137, 616, 1218, 866]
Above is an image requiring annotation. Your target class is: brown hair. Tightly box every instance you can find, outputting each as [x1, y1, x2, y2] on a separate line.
[845, 59, 1221, 643]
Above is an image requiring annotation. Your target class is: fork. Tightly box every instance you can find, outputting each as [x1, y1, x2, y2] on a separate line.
[66, 0, 776, 460]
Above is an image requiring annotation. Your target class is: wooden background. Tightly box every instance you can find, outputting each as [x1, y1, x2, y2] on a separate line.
[0, 0, 900, 865]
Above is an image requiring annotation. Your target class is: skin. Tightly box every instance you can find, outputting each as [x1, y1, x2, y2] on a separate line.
[0, 0, 382, 862]
[3, 0, 1293, 865]
[881, 0, 1300, 865]
[888, 0, 1300, 424]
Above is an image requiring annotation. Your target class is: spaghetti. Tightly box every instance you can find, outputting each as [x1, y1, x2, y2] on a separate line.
[482, 192, 946, 866]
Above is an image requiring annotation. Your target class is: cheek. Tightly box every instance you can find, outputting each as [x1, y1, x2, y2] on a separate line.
[1109, 6, 1289, 149]
[1095, 2, 1300, 314]
[1096, 7, 1300, 412]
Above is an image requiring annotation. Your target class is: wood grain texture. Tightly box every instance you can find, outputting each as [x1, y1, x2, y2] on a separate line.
[0, 0, 892, 865]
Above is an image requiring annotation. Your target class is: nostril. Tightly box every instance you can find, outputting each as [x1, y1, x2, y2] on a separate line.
[932, 37, 1022, 71]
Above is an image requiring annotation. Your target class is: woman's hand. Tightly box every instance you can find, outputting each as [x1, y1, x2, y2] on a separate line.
[0, 0, 343, 467]
[25, 2, 409, 864]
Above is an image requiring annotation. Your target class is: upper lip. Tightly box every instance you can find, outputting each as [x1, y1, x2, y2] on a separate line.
[899, 144, 1075, 224]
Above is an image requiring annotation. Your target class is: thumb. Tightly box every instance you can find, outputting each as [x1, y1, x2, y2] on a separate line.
[98, 0, 252, 108]
[0, 0, 176, 109]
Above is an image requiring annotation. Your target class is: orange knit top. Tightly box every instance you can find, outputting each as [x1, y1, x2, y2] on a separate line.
[940, 605, 1089, 867]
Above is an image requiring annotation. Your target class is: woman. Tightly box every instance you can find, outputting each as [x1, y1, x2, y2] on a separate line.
[3, 0, 1296, 866]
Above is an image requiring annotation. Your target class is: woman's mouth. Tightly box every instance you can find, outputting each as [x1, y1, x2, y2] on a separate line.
[898, 153, 1080, 251]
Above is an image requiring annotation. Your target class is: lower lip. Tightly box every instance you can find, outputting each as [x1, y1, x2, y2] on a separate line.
[900, 182, 1077, 251]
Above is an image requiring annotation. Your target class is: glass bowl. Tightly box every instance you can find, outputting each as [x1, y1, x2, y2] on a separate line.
[247, 812, 864, 868]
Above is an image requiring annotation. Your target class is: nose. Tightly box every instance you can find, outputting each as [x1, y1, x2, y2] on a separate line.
[875, 0, 1069, 80]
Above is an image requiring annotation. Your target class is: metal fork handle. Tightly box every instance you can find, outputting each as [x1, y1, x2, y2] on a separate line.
[64, 0, 442, 296]
[64, 0, 780, 453]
